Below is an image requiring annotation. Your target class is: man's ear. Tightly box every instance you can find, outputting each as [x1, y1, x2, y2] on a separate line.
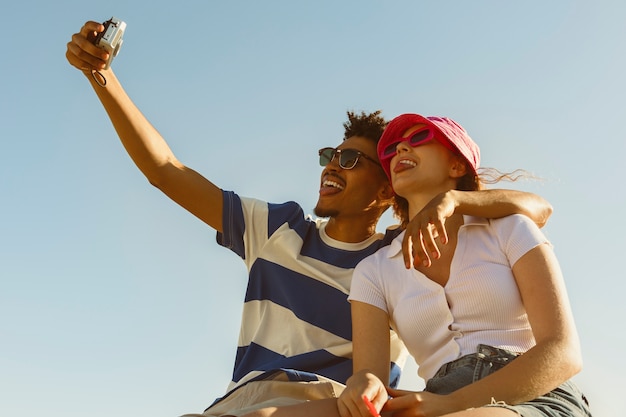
[449, 157, 468, 179]
[379, 181, 395, 202]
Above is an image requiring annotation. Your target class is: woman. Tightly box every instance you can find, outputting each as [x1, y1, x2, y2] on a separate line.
[338, 114, 592, 417]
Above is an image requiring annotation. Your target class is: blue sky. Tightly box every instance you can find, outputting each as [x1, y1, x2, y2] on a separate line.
[1, 1, 623, 416]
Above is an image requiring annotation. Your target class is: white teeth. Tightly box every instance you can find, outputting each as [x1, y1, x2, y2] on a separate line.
[399, 159, 417, 167]
[323, 180, 344, 190]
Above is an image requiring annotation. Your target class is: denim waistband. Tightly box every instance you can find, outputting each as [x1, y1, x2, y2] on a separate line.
[433, 344, 521, 379]
[427, 345, 593, 416]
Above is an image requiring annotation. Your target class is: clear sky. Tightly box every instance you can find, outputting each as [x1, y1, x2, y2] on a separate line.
[1, 1, 623, 416]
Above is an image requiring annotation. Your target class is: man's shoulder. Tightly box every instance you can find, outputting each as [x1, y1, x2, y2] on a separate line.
[380, 224, 403, 246]
[233, 193, 310, 224]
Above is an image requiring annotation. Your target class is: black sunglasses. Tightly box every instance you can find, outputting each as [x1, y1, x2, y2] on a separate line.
[318, 147, 380, 170]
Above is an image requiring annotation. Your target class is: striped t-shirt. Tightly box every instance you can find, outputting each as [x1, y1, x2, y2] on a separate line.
[212, 190, 407, 406]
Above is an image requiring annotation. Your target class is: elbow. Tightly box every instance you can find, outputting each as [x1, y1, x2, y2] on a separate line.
[148, 177, 164, 190]
[536, 336, 583, 382]
[146, 168, 168, 191]
[537, 202, 554, 228]
[560, 341, 584, 380]
[568, 350, 584, 377]
[143, 159, 181, 191]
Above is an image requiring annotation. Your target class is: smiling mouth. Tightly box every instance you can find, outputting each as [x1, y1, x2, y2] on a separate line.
[394, 159, 417, 172]
[322, 179, 344, 190]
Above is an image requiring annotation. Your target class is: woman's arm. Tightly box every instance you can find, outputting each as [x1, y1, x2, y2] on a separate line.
[386, 243, 581, 415]
[338, 301, 391, 417]
[443, 244, 580, 411]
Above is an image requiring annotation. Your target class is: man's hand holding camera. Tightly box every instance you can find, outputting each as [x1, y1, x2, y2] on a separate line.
[66, 17, 125, 85]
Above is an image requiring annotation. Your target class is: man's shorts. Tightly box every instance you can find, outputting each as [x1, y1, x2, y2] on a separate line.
[180, 378, 344, 417]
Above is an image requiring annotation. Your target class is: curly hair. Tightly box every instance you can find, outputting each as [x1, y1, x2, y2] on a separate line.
[343, 110, 388, 144]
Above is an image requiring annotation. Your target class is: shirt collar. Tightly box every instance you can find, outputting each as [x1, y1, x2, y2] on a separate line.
[386, 215, 489, 258]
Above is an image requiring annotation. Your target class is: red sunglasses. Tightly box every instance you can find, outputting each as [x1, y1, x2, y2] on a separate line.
[379, 127, 437, 160]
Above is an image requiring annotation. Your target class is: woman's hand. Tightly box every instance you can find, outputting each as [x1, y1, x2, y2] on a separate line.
[338, 370, 388, 417]
[384, 387, 457, 417]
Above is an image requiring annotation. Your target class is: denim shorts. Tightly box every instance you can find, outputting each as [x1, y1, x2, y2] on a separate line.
[425, 344, 593, 417]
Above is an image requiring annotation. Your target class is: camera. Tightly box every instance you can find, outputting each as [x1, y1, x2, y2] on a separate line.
[94, 17, 126, 69]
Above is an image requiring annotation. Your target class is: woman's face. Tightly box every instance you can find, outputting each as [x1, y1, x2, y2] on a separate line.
[389, 124, 462, 199]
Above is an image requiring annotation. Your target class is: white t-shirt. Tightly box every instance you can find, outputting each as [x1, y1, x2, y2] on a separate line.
[349, 214, 549, 381]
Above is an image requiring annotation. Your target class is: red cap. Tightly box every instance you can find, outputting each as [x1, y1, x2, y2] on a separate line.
[377, 114, 480, 181]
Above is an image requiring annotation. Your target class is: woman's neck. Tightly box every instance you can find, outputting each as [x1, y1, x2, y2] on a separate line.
[406, 191, 448, 220]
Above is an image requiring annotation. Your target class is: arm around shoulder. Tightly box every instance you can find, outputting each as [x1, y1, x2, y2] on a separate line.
[452, 189, 552, 227]
[401, 188, 553, 269]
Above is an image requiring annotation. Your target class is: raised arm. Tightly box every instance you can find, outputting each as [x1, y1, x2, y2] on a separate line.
[403, 189, 553, 269]
[66, 21, 224, 231]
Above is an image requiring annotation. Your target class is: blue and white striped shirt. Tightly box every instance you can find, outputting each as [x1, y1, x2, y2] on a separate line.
[212, 190, 406, 406]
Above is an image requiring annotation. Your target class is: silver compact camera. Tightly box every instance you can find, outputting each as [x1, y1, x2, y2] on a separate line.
[94, 17, 126, 69]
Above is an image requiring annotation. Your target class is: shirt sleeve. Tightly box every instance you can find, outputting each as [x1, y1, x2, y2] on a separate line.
[493, 214, 551, 267]
[349, 252, 390, 313]
[217, 190, 271, 267]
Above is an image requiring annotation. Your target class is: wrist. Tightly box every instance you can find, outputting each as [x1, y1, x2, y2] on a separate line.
[446, 189, 462, 212]
[445, 390, 469, 414]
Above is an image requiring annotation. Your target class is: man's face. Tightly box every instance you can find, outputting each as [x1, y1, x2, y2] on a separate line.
[314, 135, 389, 219]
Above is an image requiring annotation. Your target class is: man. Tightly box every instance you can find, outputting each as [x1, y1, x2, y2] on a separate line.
[66, 20, 552, 417]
